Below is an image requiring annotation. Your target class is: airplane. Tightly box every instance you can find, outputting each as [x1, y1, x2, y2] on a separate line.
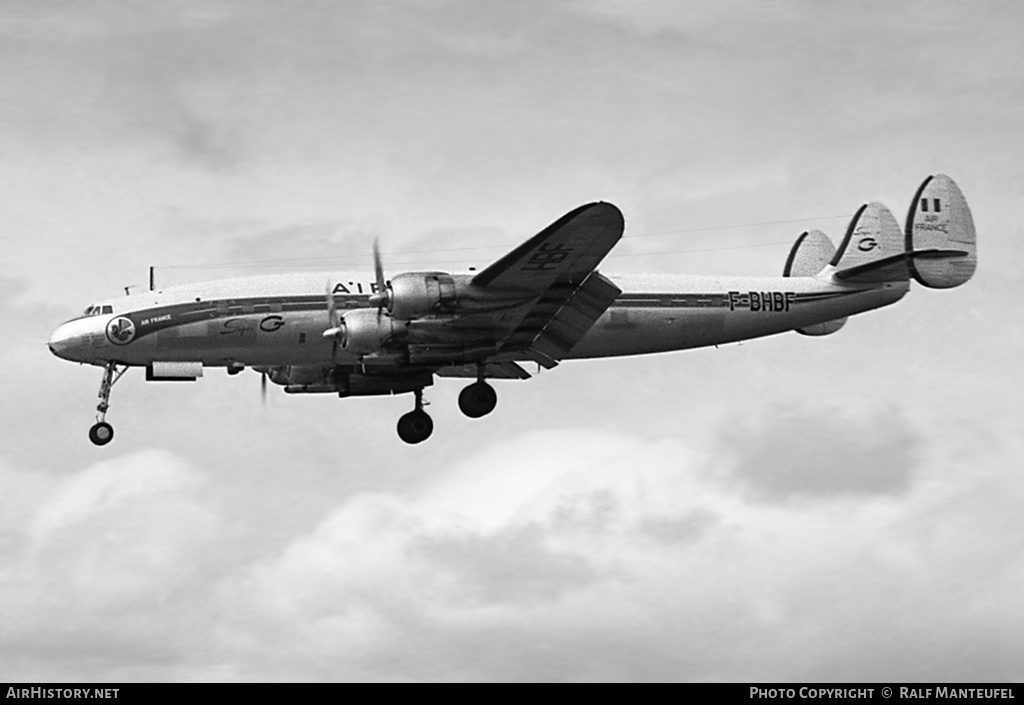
[48, 174, 976, 446]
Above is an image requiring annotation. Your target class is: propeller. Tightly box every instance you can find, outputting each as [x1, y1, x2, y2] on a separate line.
[367, 237, 390, 321]
[323, 280, 344, 358]
[261, 370, 267, 407]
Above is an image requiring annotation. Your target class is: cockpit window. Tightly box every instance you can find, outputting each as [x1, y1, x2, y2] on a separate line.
[81, 305, 112, 317]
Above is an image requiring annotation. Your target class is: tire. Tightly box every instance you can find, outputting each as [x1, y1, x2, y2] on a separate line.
[397, 410, 433, 444]
[89, 422, 114, 446]
[458, 381, 497, 418]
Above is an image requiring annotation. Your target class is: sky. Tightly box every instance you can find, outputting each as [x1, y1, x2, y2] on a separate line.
[1, 0, 1023, 682]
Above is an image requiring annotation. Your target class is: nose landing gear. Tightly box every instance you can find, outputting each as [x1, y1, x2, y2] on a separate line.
[397, 388, 433, 444]
[89, 362, 127, 446]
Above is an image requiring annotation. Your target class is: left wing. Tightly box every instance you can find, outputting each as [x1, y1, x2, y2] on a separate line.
[472, 202, 624, 290]
[466, 202, 624, 366]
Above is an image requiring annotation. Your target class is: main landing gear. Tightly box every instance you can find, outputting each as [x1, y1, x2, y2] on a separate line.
[397, 389, 433, 444]
[89, 362, 127, 446]
[394, 375, 499, 444]
[458, 380, 497, 418]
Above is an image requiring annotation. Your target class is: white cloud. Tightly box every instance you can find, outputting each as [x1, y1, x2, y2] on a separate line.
[211, 425, 1024, 681]
[1, 450, 219, 663]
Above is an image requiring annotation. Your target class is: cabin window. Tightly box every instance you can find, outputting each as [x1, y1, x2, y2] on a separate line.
[920, 198, 928, 212]
[933, 198, 941, 212]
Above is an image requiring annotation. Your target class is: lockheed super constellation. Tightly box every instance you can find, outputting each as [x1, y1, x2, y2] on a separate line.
[49, 175, 976, 445]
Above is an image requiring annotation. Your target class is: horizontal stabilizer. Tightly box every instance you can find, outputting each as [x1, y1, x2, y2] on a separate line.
[834, 248, 969, 284]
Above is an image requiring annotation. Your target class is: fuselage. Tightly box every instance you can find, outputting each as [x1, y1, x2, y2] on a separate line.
[48, 270, 909, 369]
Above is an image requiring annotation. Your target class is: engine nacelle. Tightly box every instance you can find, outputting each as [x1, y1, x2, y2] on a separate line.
[387, 272, 458, 320]
[340, 308, 395, 355]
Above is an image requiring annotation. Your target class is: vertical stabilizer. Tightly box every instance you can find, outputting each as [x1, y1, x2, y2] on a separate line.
[905, 174, 976, 289]
[831, 202, 906, 274]
[783, 229, 836, 277]
[783, 229, 847, 336]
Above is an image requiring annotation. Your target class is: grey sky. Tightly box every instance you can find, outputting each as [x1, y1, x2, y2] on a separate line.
[1, 0, 1022, 681]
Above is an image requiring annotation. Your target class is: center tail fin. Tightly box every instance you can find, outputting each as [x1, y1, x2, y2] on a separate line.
[830, 202, 908, 281]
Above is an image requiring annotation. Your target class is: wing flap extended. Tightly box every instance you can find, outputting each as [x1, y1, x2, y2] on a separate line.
[503, 271, 621, 364]
[453, 202, 624, 371]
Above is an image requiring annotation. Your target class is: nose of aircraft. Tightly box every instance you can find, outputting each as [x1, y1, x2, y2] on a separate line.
[49, 318, 101, 362]
[48, 322, 77, 360]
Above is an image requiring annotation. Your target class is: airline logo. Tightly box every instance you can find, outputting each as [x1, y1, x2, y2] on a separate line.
[106, 317, 136, 345]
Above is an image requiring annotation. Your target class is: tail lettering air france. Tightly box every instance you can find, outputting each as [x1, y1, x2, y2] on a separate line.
[904, 174, 977, 289]
[831, 175, 976, 287]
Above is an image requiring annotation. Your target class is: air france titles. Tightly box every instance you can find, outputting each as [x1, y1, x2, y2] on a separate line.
[728, 291, 796, 313]
[332, 281, 382, 295]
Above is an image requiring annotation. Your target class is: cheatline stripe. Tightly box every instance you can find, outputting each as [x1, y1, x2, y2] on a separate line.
[107, 287, 868, 343]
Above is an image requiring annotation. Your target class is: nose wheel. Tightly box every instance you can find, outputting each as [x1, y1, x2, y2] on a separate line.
[397, 388, 433, 444]
[89, 362, 127, 446]
[89, 422, 114, 446]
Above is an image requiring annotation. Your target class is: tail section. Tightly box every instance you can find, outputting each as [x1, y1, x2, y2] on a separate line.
[831, 202, 907, 275]
[782, 229, 847, 336]
[905, 174, 977, 289]
[783, 229, 836, 277]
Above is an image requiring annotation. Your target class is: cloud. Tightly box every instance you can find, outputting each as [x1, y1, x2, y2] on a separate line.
[206, 421, 1023, 681]
[721, 404, 919, 501]
[0, 450, 220, 678]
[0, 277, 28, 305]
[2, 414, 1022, 681]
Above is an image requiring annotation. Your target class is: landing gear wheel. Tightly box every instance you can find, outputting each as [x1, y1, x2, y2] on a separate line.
[397, 410, 433, 444]
[89, 422, 114, 446]
[458, 381, 497, 418]
[89, 362, 126, 447]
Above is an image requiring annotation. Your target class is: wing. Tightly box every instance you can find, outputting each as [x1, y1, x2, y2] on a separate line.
[467, 202, 624, 367]
[472, 202, 624, 290]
